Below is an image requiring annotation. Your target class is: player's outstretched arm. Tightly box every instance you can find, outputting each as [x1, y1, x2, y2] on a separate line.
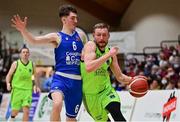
[11, 14, 59, 47]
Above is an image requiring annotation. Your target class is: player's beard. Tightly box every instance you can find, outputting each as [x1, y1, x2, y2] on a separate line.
[95, 41, 108, 50]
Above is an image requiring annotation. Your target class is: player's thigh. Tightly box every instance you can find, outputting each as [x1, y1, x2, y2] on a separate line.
[11, 89, 23, 110]
[22, 89, 32, 107]
[101, 87, 120, 109]
[64, 81, 82, 118]
[83, 94, 108, 121]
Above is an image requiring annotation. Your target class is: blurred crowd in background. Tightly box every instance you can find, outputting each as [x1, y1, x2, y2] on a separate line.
[112, 44, 180, 91]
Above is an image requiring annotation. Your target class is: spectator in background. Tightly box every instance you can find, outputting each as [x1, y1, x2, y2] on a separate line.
[0, 54, 3, 75]
[176, 79, 180, 89]
[162, 44, 171, 59]
[36, 66, 54, 92]
[42, 69, 54, 92]
[126, 64, 136, 77]
[150, 64, 159, 76]
[0, 31, 3, 56]
[165, 78, 176, 90]
[149, 76, 161, 90]
[166, 67, 179, 83]
[169, 49, 180, 73]
[136, 61, 145, 75]
[159, 50, 169, 69]
[161, 77, 168, 89]
[176, 43, 180, 54]
[0, 88, 3, 105]
[37, 70, 47, 91]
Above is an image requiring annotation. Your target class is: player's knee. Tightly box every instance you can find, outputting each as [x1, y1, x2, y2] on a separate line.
[11, 111, 18, 117]
[54, 101, 62, 106]
[66, 116, 76, 121]
[23, 106, 29, 113]
[52, 102, 63, 112]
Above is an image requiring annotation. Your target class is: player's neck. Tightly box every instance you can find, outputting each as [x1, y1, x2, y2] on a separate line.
[96, 44, 105, 52]
[21, 59, 29, 65]
[61, 27, 74, 35]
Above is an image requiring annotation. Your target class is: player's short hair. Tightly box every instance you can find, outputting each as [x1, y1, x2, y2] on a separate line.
[19, 44, 29, 53]
[59, 4, 77, 18]
[93, 23, 110, 33]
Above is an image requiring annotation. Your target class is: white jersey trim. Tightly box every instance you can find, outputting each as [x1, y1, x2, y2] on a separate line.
[55, 71, 81, 80]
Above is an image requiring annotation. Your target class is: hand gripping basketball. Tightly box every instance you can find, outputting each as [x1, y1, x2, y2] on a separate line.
[128, 75, 148, 98]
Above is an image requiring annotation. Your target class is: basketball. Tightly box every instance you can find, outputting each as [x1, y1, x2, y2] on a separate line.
[128, 77, 148, 98]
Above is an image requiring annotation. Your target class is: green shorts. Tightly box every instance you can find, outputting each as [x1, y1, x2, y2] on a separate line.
[11, 88, 32, 110]
[83, 86, 120, 121]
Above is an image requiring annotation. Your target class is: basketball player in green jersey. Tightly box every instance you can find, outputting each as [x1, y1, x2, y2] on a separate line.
[6, 45, 40, 121]
[81, 23, 133, 121]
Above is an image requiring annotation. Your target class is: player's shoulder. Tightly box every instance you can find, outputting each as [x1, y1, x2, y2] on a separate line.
[77, 31, 88, 44]
[84, 41, 96, 51]
[77, 31, 84, 37]
[87, 40, 95, 46]
[29, 60, 34, 65]
[46, 32, 61, 48]
[10, 60, 18, 69]
[12, 60, 18, 65]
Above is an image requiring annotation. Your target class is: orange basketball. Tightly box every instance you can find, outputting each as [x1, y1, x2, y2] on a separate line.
[128, 77, 148, 98]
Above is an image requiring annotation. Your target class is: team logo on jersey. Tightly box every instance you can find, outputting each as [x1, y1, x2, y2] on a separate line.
[66, 52, 81, 65]
[95, 68, 107, 76]
[29, 69, 32, 73]
[76, 36, 81, 41]
[72, 41, 77, 51]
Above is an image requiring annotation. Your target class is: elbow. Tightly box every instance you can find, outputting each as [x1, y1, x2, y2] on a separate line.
[5, 76, 9, 84]
[85, 65, 94, 73]
[117, 74, 124, 82]
[28, 37, 39, 45]
[29, 40, 37, 45]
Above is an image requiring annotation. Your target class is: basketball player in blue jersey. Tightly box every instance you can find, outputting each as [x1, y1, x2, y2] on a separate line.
[11, 4, 87, 121]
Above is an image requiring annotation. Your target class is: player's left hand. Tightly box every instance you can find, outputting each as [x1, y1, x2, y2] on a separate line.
[33, 85, 41, 93]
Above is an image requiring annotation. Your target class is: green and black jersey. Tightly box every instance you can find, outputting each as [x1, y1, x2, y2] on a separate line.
[81, 46, 112, 94]
[11, 59, 33, 90]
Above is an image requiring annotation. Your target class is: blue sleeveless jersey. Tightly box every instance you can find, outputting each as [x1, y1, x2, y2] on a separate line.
[55, 31, 83, 75]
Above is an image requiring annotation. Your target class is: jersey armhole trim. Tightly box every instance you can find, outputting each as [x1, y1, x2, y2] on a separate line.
[13, 60, 18, 75]
[56, 33, 62, 48]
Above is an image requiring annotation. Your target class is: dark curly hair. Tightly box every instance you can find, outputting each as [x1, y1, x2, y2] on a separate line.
[59, 4, 77, 18]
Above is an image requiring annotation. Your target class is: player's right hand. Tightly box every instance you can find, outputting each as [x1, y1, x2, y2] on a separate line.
[11, 14, 27, 32]
[133, 75, 147, 80]
[6, 83, 11, 91]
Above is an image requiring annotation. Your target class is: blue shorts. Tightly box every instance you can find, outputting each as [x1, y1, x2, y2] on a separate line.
[48, 74, 82, 118]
